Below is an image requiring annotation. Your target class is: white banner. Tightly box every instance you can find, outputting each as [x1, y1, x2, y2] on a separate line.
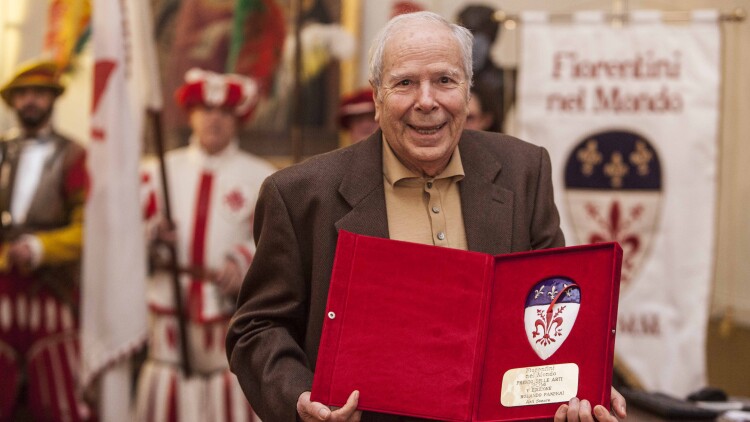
[517, 10, 720, 397]
[82, 0, 161, 417]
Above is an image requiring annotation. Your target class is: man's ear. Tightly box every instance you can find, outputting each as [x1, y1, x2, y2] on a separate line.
[371, 85, 382, 123]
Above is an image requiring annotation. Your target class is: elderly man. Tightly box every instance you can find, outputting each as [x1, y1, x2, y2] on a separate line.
[0, 60, 90, 421]
[136, 68, 276, 422]
[227, 12, 627, 422]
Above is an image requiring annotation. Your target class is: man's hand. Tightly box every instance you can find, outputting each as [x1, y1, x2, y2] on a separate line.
[297, 390, 361, 422]
[214, 258, 243, 295]
[155, 219, 178, 245]
[554, 387, 627, 421]
[7, 240, 33, 269]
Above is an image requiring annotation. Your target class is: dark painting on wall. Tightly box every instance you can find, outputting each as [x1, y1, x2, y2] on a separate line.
[153, 0, 342, 161]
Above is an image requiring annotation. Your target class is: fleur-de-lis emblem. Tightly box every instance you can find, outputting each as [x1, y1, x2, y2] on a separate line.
[586, 200, 641, 286]
[564, 130, 662, 294]
[604, 152, 629, 188]
[577, 139, 602, 176]
[525, 278, 581, 360]
[531, 305, 567, 346]
[629, 140, 653, 176]
[547, 285, 559, 300]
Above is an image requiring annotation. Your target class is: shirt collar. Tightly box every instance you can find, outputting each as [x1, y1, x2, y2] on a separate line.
[187, 136, 240, 168]
[382, 134, 465, 186]
[12, 124, 53, 141]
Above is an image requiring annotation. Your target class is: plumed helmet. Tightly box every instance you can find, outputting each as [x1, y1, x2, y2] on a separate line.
[174, 68, 260, 121]
[338, 87, 375, 130]
[390, 1, 425, 18]
[0, 59, 65, 106]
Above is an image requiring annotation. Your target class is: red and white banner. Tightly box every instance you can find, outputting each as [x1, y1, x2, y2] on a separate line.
[517, 10, 720, 396]
[82, 0, 161, 418]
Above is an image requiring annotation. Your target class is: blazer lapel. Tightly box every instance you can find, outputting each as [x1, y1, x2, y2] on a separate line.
[333, 131, 514, 253]
[459, 134, 514, 255]
[334, 131, 389, 239]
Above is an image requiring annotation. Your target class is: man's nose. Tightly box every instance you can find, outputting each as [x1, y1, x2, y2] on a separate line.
[414, 83, 438, 112]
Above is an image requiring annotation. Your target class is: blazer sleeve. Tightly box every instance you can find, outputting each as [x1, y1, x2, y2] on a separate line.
[226, 176, 314, 421]
[530, 146, 565, 250]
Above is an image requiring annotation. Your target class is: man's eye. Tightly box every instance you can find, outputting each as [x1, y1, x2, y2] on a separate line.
[398, 80, 411, 86]
[439, 77, 453, 84]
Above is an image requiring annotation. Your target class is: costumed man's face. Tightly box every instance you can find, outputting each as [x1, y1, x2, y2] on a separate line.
[10, 87, 56, 132]
[465, 95, 493, 131]
[189, 106, 237, 155]
[374, 22, 470, 177]
[348, 112, 379, 143]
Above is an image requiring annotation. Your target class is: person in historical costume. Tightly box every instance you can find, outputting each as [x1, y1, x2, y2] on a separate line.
[0, 60, 91, 421]
[338, 87, 379, 145]
[465, 86, 497, 132]
[135, 68, 276, 422]
[457, 4, 509, 133]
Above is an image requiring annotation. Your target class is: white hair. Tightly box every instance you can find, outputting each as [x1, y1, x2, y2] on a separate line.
[368, 11, 474, 95]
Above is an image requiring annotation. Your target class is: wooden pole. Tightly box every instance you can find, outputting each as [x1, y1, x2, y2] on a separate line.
[291, 0, 304, 164]
[148, 109, 192, 378]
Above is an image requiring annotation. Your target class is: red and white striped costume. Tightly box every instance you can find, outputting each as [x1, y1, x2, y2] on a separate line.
[136, 139, 275, 422]
[0, 130, 90, 422]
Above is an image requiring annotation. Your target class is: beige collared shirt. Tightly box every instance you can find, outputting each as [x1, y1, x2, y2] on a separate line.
[382, 137, 468, 250]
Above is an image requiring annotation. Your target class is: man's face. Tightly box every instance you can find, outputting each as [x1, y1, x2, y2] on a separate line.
[188, 106, 238, 155]
[374, 23, 469, 177]
[10, 87, 56, 131]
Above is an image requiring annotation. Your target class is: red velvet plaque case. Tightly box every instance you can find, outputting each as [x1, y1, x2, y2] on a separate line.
[311, 230, 622, 421]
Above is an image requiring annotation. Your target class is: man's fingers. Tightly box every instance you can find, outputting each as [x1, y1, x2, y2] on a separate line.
[297, 390, 362, 422]
[297, 391, 331, 421]
[610, 387, 627, 419]
[330, 390, 361, 421]
[341, 390, 359, 412]
[593, 404, 618, 421]
[567, 397, 582, 422]
[555, 397, 621, 422]
[554, 403, 570, 422]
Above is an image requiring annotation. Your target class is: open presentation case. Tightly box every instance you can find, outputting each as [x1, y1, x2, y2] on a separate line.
[312, 230, 622, 421]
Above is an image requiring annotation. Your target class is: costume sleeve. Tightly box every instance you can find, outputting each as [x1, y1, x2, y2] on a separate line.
[34, 147, 88, 265]
[226, 234, 256, 276]
[226, 177, 313, 421]
[34, 204, 84, 265]
[0, 243, 8, 271]
[530, 146, 565, 250]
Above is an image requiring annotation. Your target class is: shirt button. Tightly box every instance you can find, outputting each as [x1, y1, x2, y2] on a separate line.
[426, 182, 433, 189]
[432, 206, 440, 214]
[437, 232, 446, 240]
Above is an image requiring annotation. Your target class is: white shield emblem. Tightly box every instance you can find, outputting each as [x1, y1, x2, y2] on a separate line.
[563, 130, 662, 292]
[524, 278, 581, 360]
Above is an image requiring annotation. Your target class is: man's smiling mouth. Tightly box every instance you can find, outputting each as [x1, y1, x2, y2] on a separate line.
[408, 123, 446, 135]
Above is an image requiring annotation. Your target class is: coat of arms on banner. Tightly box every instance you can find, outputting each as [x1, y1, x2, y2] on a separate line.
[564, 130, 662, 291]
[524, 278, 581, 360]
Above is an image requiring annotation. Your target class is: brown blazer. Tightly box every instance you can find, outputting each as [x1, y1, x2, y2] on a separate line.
[227, 130, 565, 421]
